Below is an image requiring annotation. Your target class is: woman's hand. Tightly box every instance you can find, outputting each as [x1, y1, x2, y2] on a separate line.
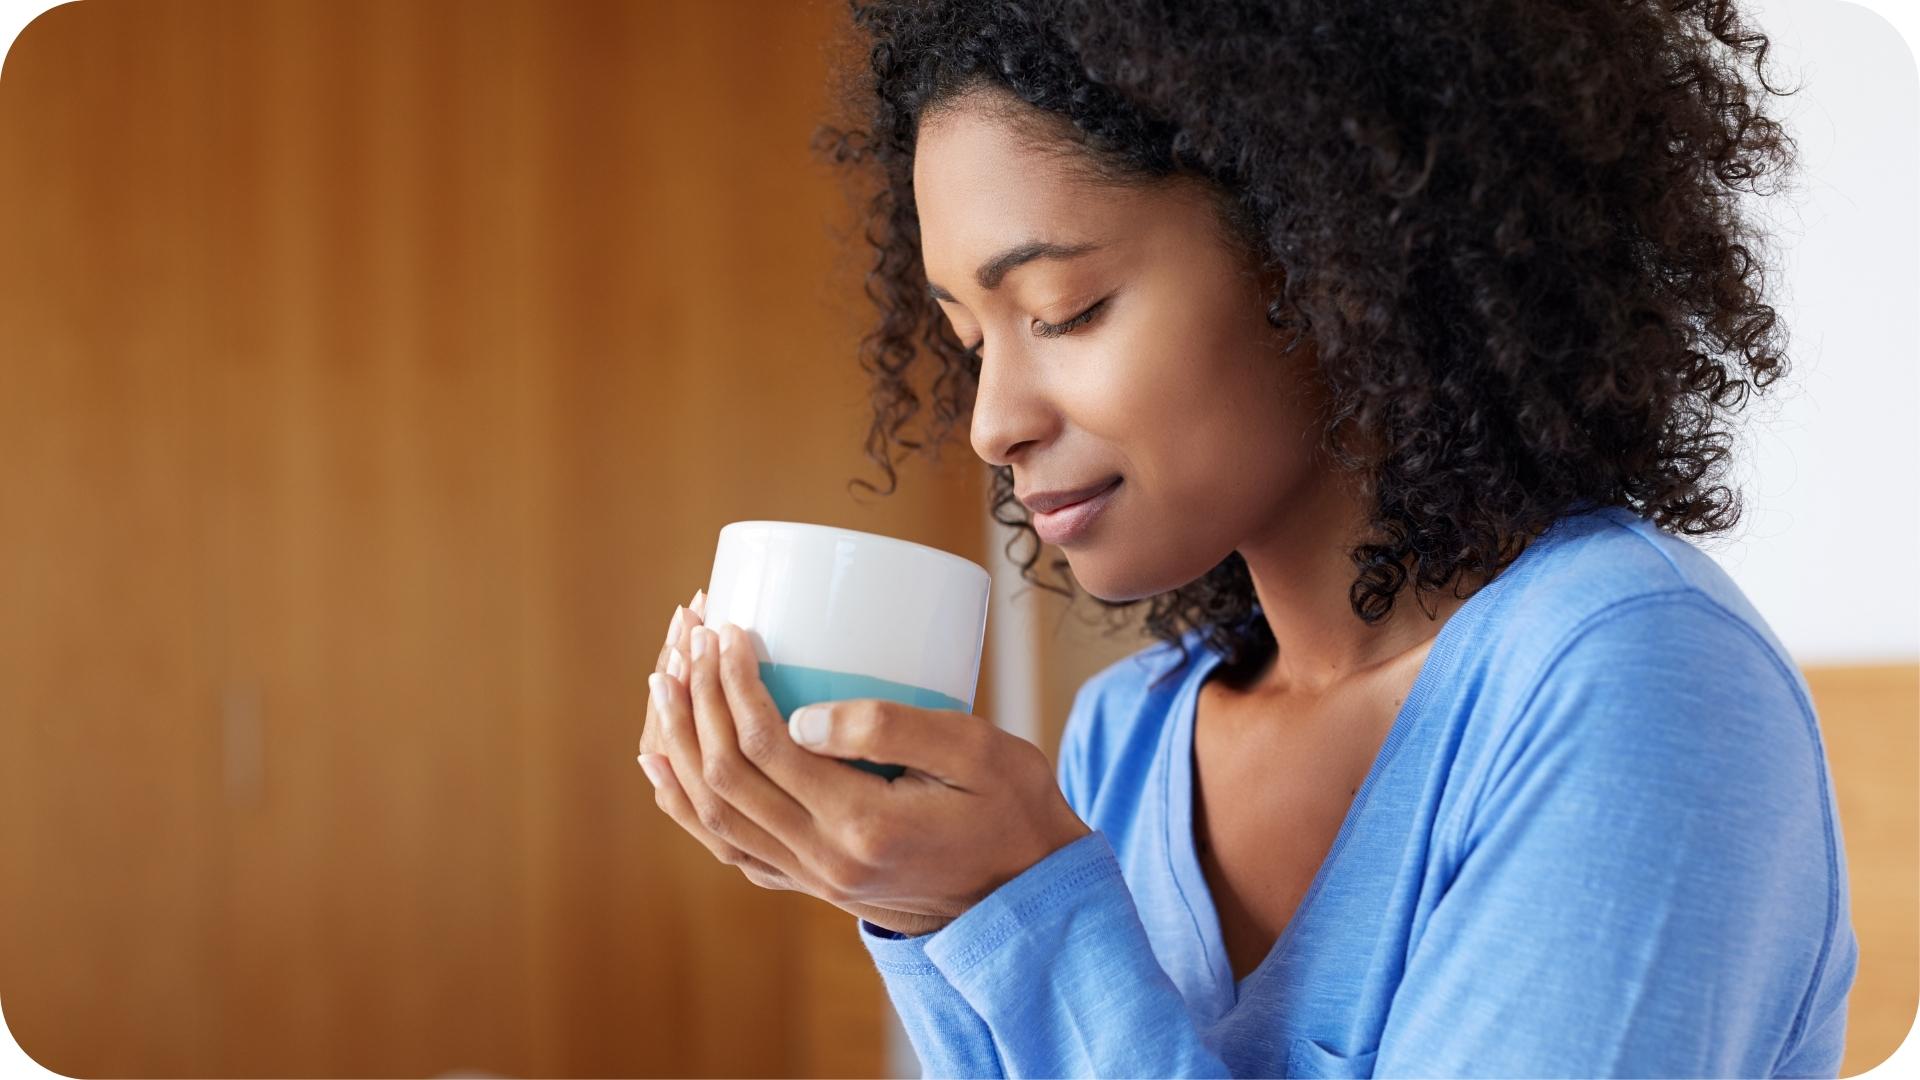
[638, 609, 1091, 934]
[636, 594, 972, 936]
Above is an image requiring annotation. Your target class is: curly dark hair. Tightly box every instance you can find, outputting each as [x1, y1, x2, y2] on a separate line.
[811, 0, 1803, 683]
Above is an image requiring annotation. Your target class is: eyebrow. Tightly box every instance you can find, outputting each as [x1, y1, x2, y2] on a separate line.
[926, 239, 1107, 302]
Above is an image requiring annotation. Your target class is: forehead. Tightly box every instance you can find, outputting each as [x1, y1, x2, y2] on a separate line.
[912, 99, 1122, 261]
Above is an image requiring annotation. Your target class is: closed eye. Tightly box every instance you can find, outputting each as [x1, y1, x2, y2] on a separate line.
[1033, 297, 1109, 339]
[962, 296, 1111, 357]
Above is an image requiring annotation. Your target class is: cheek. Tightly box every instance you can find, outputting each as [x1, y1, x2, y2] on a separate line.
[1081, 299, 1239, 433]
[1138, 344, 1319, 509]
[1186, 384, 1307, 504]
[1068, 269, 1320, 501]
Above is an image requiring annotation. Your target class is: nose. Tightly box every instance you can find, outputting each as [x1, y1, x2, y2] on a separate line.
[966, 338, 1057, 466]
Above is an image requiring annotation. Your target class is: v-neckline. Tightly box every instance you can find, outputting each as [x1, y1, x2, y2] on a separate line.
[1162, 551, 1534, 1014]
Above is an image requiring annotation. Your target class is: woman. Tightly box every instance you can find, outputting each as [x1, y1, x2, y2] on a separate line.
[637, 0, 1857, 1075]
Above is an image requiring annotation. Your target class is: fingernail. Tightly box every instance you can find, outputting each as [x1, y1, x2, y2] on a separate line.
[647, 672, 665, 710]
[718, 623, 734, 655]
[638, 753, 665, 789]
[668, 605, 685, 646]
[691, 625, 709, 661]
[692, 588, 706, 616]
[790, 705, 828, 746]
[668, 647, 684, 680]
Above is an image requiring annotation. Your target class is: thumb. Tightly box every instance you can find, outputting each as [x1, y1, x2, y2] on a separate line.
[787, 700, 983, 785]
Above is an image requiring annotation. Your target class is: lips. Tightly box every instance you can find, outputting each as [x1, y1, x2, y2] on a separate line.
[1030, 477, 1122, 546]
[1018, 476, 1123, 515]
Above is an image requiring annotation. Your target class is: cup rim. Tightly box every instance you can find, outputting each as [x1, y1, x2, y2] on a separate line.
[717, 520, 989, 580]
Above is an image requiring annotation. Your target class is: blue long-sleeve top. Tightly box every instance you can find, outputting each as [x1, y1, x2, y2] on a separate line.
[856, 505, 1857, 1078]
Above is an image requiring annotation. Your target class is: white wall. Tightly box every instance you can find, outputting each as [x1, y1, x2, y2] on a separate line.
[1711, 0, 1920, 664]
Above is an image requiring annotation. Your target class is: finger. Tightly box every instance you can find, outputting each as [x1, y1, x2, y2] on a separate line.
[648, 667, 818, 884]
[786, 692, 995, 790]
[712, 622, 890, 813]
[658, 604, 688, 677]
[641, 594, 705, 758]
[640, 603, 691, 758]
[684, 624, 821, 845]
[641, 752, 799, 891]
[664, 591, 710, 676]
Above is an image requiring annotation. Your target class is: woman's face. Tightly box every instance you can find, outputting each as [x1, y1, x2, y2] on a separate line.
[914, 91, 1337, 602]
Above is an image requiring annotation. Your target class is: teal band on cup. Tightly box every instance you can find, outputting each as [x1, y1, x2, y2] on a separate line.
[762, 659, 968, 782]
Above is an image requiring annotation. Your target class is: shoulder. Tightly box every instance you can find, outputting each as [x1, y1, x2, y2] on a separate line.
[1443, 552, 1849, 1061]
[1453, 508, 1837, 886]
[1470, 505, 1805, 705]
[1368, 506, 1838, 896]
[1482, 589, 1823, 796]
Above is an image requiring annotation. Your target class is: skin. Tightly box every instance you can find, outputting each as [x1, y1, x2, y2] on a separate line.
[637, 86, 1487, 937]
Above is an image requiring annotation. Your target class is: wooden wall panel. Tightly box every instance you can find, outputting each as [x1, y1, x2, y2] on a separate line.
[1804, 664, 1920, 1077]
[0, 1, 977, 1076]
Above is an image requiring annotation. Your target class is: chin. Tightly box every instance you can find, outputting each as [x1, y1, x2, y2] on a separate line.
[1060, 556, 1183, 606]
[1068, 530, 1246, 607]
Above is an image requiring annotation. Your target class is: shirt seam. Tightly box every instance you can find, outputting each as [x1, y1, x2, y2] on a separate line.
[863, 930, 946, 976]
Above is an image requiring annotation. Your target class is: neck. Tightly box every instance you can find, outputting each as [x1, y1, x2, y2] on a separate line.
[1234, 471, 1486, 699]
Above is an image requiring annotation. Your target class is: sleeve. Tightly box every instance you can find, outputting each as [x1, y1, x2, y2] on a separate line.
[855, 917, 1005, 1079]
[1373, 591, 1854, 1079]
[856, 671, 1236, 1078]
[915, 829, 1235, 1078]
[850, 676, 1105, 1079]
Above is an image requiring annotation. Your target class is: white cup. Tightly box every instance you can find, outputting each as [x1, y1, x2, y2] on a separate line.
[701, 521, 992, 779]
